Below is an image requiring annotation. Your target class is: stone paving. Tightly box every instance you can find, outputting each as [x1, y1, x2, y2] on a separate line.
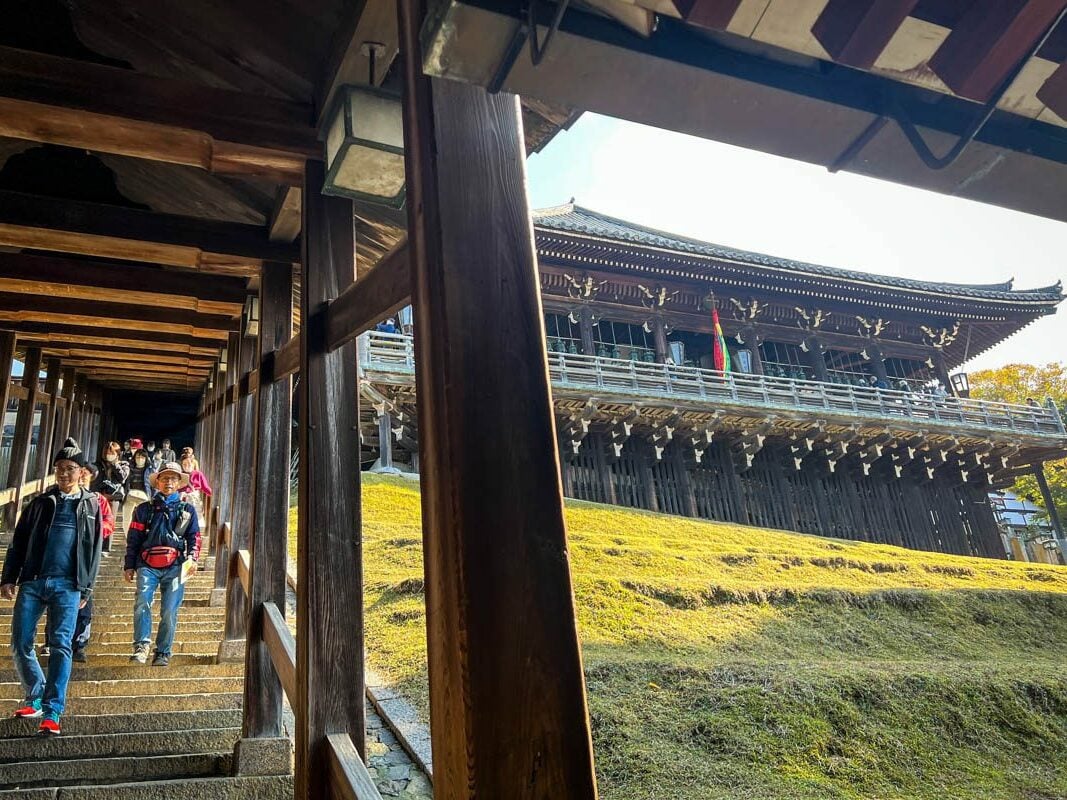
[366, 706, 433, 798]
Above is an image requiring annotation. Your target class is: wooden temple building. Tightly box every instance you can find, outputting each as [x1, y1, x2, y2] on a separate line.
[0, 0, 1066, 798]
[360, 204, 1067, 559]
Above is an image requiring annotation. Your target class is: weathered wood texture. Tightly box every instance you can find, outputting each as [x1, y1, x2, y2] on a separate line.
[32, 358, 62, 481]
[296, 161, 365, 798]
[262, 601, 296, 704]
[326, 733, 386, 800]
[222, 333, 258, 640]
[4, 346, 42, 528]
[212, 334, 241, 591]
[812, 0, 920, 69]
[398, 0, 599, 794]
[564, 434, 1005, 558]
[0, 332, 16, 472]
[243, 261, 293, 739]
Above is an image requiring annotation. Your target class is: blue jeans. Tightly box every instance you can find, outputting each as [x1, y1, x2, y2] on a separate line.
[10, 577, 81, 716]
[133, 564, 185, 656]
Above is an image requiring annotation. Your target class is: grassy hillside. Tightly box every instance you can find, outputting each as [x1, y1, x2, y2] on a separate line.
[289, 475, 1067, 800]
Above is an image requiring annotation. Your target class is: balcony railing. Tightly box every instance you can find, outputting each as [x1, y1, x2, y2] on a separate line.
[359, 331, 1066, 437]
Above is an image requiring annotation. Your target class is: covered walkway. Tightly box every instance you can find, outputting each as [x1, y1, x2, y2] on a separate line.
[0, 1, 1065, 799]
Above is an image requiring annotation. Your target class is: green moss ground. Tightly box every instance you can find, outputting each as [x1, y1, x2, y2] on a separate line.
[288, 475, 1067, 799]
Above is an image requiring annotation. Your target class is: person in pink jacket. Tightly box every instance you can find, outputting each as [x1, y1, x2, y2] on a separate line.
[179, 453, 212, 523]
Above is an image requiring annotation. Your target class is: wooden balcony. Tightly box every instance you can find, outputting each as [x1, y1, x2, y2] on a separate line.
[360, 331, 1066, 441]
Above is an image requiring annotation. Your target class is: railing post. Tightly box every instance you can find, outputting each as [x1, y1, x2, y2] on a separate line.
[4, 346, 41, 530]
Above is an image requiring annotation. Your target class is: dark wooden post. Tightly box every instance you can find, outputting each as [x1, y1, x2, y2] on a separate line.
[867, 343, 890, 384]
[212, 333, 241, 601]
[739, 326, 764, 375]
[1033, 462, 1064, 538]
[5, 347, 42, 528]
[33, 358, 62, 480]
[377, 411, 394, 470]
[219, 329, 258, 656]
[933, 352, 953, 392]
[652, 317, 670, 363]
[0, 332, 16, 469]
[803, 335, 830, 382]
[579, 308, 596, 356]
[241, 261, 293, 743]
[58, 368, 76, 449]
[397, 2, 599, 795]
[295, 161, 365, 797]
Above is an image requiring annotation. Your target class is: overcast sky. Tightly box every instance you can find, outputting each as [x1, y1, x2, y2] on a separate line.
[525, 114, 1067, 373]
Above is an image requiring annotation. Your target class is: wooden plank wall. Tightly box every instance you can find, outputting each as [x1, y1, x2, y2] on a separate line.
[561, 434, 1004, 558]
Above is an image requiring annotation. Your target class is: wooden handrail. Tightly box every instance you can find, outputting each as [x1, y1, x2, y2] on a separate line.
[262, 601, 296, 705]
[0, 474, 56, 507]
[326, 733, 385, 800]
[237, 548, 251, 597]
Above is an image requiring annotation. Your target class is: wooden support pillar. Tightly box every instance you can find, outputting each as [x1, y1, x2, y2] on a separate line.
[0, 332, 16, 463]
[242, 261, 293, 739]
[295, 161, 365, 796]
[579, 308, 596, 356]
[652, 317, 670, 363]
[33, 358, 62, 480]
[1033, 462, 1064, 539]
[377, 411, 394, 470]
[58, 367, 76, 449]
[398, 1, 599, 794]
[739, 326, 763, 375]
[803, 335, 830, 383]
[220, 332, 258, 650]
[866, 343, 889, 384]
[212, 333, 241, 598]
[5, 346, 42, 528]
[933, 352, 952, 392]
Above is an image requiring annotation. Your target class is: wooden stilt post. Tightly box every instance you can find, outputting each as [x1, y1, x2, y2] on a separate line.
[212, 333, 241, 602]
[33, 358, 62, 480]
[1033, 462, 1064, 538]
[5, 346, 42, 528]
[0, 332, 15, 472]
[295, 161, 365, 798]
[397, 2, 599, 794]
[377, 411, 393, 470]
[241, 261, 292, 742]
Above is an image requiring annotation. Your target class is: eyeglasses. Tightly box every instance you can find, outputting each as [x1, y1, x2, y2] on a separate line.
[54, 465, 80, 474]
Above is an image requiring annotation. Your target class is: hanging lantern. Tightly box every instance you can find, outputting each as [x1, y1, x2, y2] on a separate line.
[322, 85, 406, 208]
[244, 295, 260, 338]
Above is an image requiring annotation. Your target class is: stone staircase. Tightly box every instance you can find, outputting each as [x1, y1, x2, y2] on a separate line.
[0, 529, 293, 798]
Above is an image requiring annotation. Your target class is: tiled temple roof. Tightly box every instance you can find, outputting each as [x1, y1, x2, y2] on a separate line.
[532, 204, 1063, 304]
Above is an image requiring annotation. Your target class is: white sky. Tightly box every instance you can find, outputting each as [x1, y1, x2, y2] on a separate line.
[525, 114, 1067, 373]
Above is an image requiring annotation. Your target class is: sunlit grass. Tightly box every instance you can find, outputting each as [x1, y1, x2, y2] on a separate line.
[289, 474, 1067, 799]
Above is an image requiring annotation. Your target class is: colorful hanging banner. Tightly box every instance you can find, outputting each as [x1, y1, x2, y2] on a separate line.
[712, 306, 731, 373]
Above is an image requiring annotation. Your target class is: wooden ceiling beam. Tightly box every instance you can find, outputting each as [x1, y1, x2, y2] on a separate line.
[0, 191, 297, 271]
[0, 46, 318, 156]
[12, 322, 224, 351]
[59, 359, 210, 376]
[0, 97, 304, 185]
[671, 0, 743, 31]
[0, 252, 248, 315]
[812, 0, 920, 70]
[40, 346, 215, 368]
[269, 186, 303, 243]
[929, 0, 1067, 102]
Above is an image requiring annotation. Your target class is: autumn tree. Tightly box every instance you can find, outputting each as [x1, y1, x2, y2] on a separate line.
[969, 362, 1067, 525]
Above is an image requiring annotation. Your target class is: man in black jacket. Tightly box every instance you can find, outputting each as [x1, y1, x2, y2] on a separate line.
[0, 438, 104, 735]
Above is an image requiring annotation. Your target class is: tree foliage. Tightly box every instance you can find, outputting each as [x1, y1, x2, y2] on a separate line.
[969, 362, 1067, 524]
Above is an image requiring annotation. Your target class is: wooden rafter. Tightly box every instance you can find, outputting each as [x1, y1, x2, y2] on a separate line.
[929, 0, 1067, 102]
[812, 0, 920, 70]
[672, 0, 743, 30]
[0, 191, 297, 272]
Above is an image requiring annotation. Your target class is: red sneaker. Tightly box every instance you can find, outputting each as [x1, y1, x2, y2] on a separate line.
[12, 700, 42, 718]
[37, 716, 61, 735]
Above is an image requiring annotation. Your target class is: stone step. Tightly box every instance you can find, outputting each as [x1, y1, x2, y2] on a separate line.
[0, 751, 231, 790]
[0, 610, 226, 620]
[0, 677, 242, 701]
[0, 726, 240, 764]
[0, 661, 242, 682]
[0, 774, 292, 799]
[0, 708, 242, 739]
[13, 641, 225, 656]
[59, 693, 243, 716]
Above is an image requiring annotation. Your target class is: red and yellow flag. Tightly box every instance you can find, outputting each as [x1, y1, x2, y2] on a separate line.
[712, 307, 731, 373]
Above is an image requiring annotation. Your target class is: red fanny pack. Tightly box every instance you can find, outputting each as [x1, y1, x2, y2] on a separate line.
[141, 546, 180, 569]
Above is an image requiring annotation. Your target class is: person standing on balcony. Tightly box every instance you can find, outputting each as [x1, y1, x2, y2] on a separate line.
[0, 438, 104, 735]
[375, 317, 398, 334]
[124, 462, 201, 668]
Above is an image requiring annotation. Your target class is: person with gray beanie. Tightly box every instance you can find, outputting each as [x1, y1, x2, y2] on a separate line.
[0, 438, 104, 735]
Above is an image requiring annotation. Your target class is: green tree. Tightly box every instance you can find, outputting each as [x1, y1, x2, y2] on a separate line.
[969, 362, 1067, 523]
